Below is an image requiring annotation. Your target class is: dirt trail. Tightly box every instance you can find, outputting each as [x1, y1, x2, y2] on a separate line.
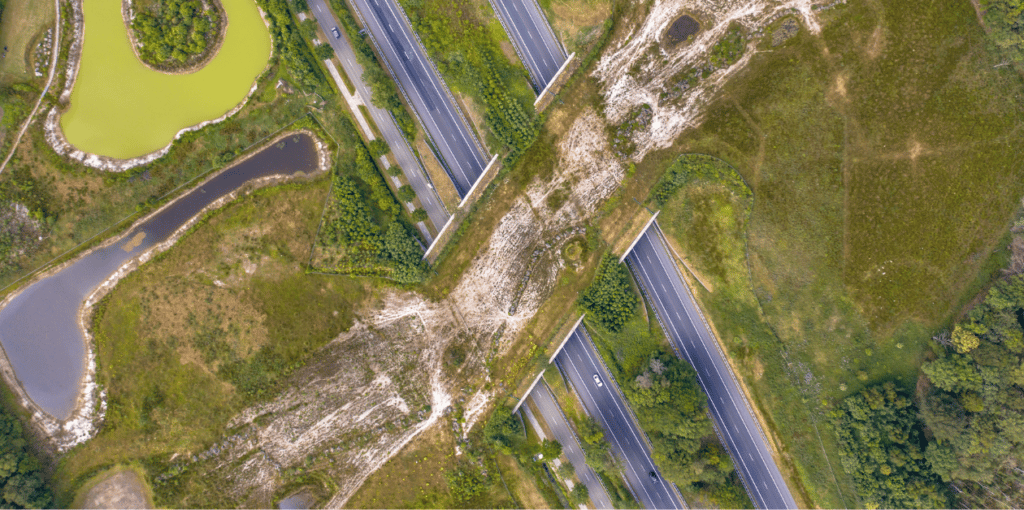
[0, 0, 60, 176]
[594, 0, 824, 162]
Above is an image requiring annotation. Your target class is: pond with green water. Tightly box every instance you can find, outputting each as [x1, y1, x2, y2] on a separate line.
[60, 0, 271, 159]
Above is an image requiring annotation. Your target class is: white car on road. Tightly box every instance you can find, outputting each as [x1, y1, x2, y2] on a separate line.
[593, 374, 603, 387]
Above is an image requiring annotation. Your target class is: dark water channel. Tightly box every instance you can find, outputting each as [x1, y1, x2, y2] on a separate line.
[0, 134, 318, 420]
[666, 15, 700, 44]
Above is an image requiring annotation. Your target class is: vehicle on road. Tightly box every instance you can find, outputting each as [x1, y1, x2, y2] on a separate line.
[649, 471, 659, 482]
[593, 374, 603, 387]
[332, 27, 341, 38]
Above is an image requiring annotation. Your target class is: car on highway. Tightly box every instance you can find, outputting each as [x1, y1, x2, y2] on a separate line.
[332, 27, 341, 38]
[593, 374, 603, 387]
[649, 471, 659, 482]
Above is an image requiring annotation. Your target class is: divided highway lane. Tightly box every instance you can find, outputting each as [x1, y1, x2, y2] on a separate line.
[490, 0, 566, 91]
[528, 381, 613, 509]
[347, 0, 489, 196]
[556, 327, 686, 510]
[307, 0, 450, 231]
[627, 226, 797, 510]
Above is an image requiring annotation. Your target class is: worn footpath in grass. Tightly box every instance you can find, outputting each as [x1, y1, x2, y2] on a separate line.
[0, 0, 54, 83]
[52, 179, 370, 505]
[630, 0, 1024, 506]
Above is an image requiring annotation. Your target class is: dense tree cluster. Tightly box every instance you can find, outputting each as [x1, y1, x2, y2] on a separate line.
[318, 143, 425, 283]
[579, 256, 637, 332]
[258, 0, 330, 93]
[132, 0, 217, 66]
[623, 352, 736, 490]
[652, 154, 749, 206]
[831, 383, 949, 508]
[402, 0, 537, 160]
[0, 408, 51, 508]
[919, 274, 1024, 484]
[981, 0, 1024, 62]
[328, 0, 417, 139]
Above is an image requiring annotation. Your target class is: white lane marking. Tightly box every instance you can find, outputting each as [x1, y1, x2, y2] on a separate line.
[561, 344, 662, 508]
[641, 231, 793, 507]
[355, 0, 478, 191]
[377, 0, 487, 179]
[574, 330, 686, 510]
[494, 0, 547, 90]
[630, 238, 769, 509]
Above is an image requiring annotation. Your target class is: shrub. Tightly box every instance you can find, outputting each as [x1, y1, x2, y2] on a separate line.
[579, 255, 638, 332]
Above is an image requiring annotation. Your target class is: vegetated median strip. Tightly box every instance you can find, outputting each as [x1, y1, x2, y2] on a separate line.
[0, 0, 59, 176]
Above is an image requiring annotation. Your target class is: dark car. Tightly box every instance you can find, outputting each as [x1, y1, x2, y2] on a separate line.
[649, 471, 659, 482]
[332, 27, 342, 38]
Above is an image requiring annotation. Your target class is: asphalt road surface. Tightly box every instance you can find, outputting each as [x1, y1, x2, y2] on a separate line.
[556, 326, 686, 510]
[307, 0, 450, 232]
[489, 0, 566, 91]
[527, 381, 614, 509]
[626, 224, 798, 510]
[346, 0, 489, 196]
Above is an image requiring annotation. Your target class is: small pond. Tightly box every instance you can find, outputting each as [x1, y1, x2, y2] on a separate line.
[0, 134, 317, 420]
[666, 14, 700, 44]
[59, 0, 271, 159]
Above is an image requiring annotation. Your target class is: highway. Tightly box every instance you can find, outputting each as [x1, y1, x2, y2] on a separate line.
[527, 381, 614, 509]
[556, 326, 686, 510]
[307, 0, 450, 232]
[626, 224, 798, 510]
[345, 0, 489, 197]
[489, 0, 566, 91]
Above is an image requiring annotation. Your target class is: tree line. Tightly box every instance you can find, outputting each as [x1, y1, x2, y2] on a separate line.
[981, 0, 1024, 62]
[258, 0, 331, 94]
[832, 273, 1024, 507]
[317, 140, 426, 283]
[0, 405, 51, 508]
[132, 0, 218, 67]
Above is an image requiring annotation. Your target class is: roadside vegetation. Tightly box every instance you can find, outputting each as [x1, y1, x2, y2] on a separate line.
[643, 0, 1024, 505]
[578, 254, 636, 332]
[399, 0, 538, 161]
[258, 0, 331, 94]
[310, 118, 427, 283]
[0, 390, 52, 509]
[325, 0, 417, 139]
[131, 0, 220, 69]
[586, 309, 751, 507]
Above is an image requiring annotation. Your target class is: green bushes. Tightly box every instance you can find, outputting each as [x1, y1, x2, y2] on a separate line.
[314, 134, 426, 283]
[0, 406, 52, 508]
[131, 0, 218, 67]
[258, 0, 331, 94]
[831, 383, 948, 508]
[981, 0, 1024, 62]
[400, 0, 537, 161]
[651, 154, 749, 206]
[579, 255, 637, 332]
[919, 274, 1024, 485]
[623, 351, 738, 492]
[708, 23, 745, 68]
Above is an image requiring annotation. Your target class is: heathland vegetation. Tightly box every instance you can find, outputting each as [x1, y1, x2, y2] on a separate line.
[131, 0, 220, 69]
[647, 0, 1024, 505]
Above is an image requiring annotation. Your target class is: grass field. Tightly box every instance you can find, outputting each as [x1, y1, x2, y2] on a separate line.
[637, 0, 1024, 506]
[536, 0, 611, 55]
[0, 0, 54, 83]
[53, 179, 371, 505]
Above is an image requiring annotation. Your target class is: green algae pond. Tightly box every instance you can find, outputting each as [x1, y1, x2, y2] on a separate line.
[60, 0, 271, 159]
